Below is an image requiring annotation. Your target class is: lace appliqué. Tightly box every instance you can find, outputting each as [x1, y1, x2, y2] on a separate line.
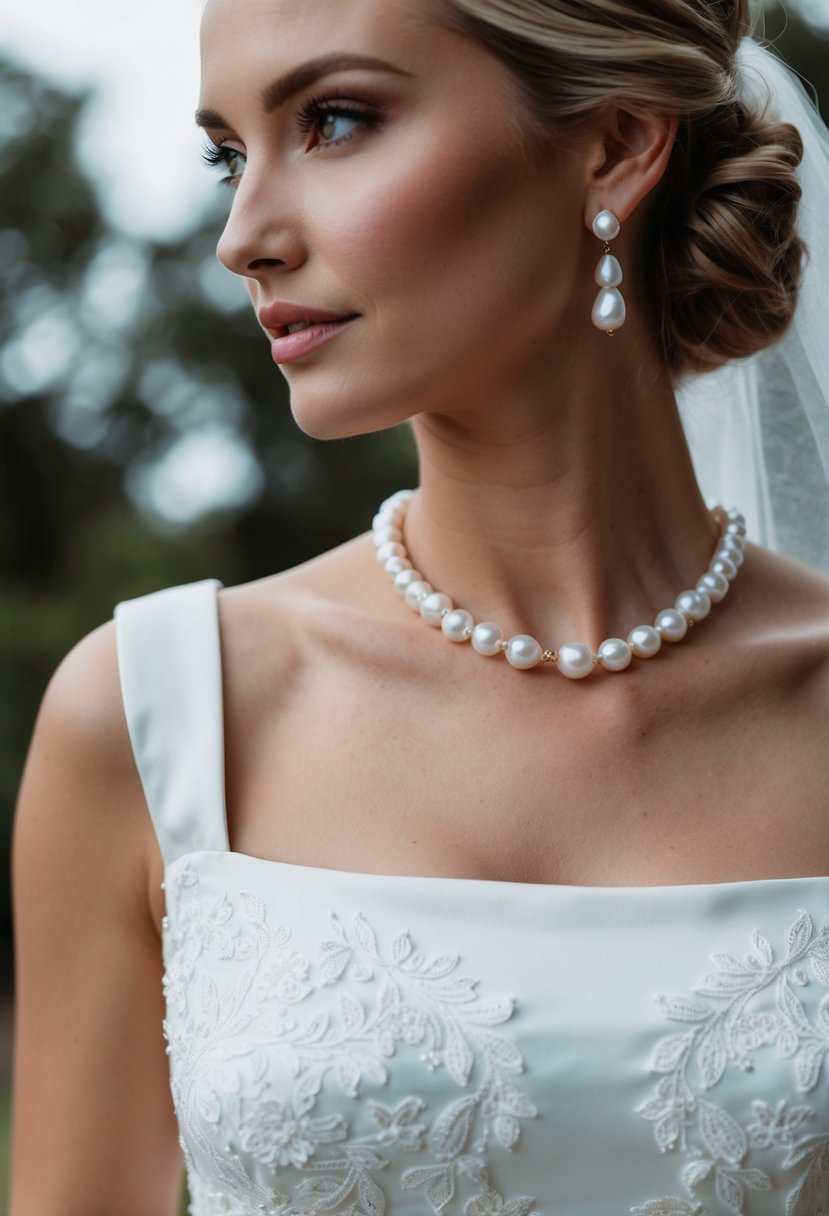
[634, 910, 829, 1216]
[162, 863, 538, 1216]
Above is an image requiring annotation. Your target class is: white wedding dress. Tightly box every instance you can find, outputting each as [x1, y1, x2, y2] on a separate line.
[115, 579, 829, 1216]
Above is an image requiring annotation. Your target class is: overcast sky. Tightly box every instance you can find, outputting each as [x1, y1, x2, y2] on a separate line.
[1, 0, 829, 240]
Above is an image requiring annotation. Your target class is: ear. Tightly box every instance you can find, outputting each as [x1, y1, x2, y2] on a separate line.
[583, 106, 679, 230]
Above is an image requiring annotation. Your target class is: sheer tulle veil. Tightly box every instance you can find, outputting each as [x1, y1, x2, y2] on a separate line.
[676, 35, 829, 575]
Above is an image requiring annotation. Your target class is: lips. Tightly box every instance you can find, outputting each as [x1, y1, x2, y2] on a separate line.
[258, 302, 359, 339]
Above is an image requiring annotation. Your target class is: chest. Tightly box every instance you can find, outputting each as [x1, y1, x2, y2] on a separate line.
[224, 639, 829, 886]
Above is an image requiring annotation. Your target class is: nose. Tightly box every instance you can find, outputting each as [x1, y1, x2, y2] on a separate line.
[216, 170, 307, 281]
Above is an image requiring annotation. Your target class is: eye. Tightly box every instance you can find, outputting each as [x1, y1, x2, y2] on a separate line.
[296, 95, 382, 149]
[201, 140, 247, 187]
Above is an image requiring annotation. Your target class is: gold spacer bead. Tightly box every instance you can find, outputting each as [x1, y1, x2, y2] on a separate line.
[542, 650, 557, 664]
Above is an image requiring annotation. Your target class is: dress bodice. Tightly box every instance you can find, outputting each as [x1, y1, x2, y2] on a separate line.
[115, 580, 829, 1216]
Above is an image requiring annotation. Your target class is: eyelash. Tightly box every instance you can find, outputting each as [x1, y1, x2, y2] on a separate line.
[201, 92, 383, 186]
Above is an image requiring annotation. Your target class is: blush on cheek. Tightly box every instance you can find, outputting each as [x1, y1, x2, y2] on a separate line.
[319, 118, 537, 289]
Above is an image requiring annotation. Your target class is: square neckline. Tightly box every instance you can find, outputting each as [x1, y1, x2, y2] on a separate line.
[173, 848, 829, 897]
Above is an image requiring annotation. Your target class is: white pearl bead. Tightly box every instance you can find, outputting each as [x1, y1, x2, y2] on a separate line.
[376, 541, 405, 563]
[592, 209, 621, 241]
[404, 580, 432, 610]
[505, 634, 543, 669]
[380, 490, 413, 512]
[725, 520, 747, 538]
[372, 512, 390, 531]
[373, 526, 402, 546]
[675, 589, 711, 621]
[726, 507, 746, 524]
[394, 568, 420, 594]
[697, 571, 729, 603]
[471, 621, 504, 656]
[557, 641, 595, 679]
[597, 637, 632, 671]
[420, 591, 453, 626]
[592, 287, 626, 332]
[384, 556, 411, 578]
[627, 624, 662, 658]
[710, 555, 738, 581]
[594, 253, 623, 287]
[720, 541, 744, 567]
[441, 609, 473, 642]
[655, 608, 688, 642]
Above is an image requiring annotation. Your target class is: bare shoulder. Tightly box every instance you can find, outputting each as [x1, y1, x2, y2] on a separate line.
[216, 531, 397, 685]
[729, 546, 829, 846]
[14, 618, 158, 912]
[737, 544, 829, 676]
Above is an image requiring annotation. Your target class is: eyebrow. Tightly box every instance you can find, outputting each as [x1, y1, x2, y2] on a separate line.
[195, 52, 413, 129]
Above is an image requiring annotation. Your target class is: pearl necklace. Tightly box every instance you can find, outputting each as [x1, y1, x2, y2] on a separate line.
[372, 491, 745, 678]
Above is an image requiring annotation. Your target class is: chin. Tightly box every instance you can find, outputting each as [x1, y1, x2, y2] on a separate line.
[284, 367, 421, 442]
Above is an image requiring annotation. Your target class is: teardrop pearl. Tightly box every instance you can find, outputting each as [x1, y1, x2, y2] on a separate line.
[592, 287, 626, 332]
[595, 254, 623, 287]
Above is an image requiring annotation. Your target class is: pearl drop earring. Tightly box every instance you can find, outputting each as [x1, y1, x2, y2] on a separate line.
[591, 209, 626, 335]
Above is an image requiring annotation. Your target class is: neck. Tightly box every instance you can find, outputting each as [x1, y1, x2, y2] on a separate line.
[404, 358, 718, 649]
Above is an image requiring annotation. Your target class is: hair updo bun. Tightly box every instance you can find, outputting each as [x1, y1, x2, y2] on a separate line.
[651, 96, 804, 373]
[434, 0, 806, 376]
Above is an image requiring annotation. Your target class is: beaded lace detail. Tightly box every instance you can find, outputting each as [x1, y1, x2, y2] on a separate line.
[162, 862, 538, 1216]
[634, 911, 829, 1216]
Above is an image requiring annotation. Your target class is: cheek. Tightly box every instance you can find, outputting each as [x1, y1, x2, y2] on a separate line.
[314, 124, 568, 308]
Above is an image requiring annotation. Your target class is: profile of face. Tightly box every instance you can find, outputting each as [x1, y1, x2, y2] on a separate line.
[199, 0, 591, 440]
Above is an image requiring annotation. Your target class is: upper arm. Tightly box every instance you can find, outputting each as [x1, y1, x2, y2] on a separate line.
[10, 622, 184, 1216]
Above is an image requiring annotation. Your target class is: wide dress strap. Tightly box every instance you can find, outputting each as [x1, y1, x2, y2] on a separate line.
[114, 579, 230, 866]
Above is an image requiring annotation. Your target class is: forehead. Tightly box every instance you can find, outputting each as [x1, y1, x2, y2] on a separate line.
[200, 0, 435, 78]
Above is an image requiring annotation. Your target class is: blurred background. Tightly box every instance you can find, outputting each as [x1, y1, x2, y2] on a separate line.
[0, 0, 827, 1208]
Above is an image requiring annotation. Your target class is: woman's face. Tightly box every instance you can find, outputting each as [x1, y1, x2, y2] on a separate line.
[199, 0, 588, 439]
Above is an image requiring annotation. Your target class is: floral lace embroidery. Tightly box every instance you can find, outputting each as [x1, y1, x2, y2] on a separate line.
[162, 863, 538, 1216]
[634, 910, 829, 1216]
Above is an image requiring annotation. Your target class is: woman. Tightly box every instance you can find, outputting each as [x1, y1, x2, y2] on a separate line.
[10, 0, 829, 1213]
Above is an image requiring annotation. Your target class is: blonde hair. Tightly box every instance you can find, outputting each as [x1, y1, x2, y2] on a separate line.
[433, 0, 805, 374]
